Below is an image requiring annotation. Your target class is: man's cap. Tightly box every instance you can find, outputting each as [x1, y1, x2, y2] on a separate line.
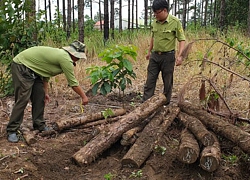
[62, 40, 87, 60]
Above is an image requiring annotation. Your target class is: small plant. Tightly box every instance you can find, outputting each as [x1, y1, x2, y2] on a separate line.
[86, 44, 137, 96]
[104, 172, 114, 180]
[154, 145, 167, 155]
[129, 169, 143, 178]
[222, 154, 238, 164]
[101, 108, 114, 119]
[129, 102, 135, 107]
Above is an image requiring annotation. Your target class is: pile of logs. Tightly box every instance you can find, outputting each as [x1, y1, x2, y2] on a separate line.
[21, 93, 250, 172]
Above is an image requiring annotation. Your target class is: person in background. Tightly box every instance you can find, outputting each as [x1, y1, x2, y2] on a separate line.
[143, 0, 186, 104]
[7, 40, 89, 143]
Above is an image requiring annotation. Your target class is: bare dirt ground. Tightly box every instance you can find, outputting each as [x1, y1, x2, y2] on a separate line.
[1, 88, 250, 180]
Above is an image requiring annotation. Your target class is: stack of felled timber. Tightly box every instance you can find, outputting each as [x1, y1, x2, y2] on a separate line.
[22, 93, 250, 173]
[69, 94, 250, 172]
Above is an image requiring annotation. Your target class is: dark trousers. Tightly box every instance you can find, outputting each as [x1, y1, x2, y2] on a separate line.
[143, 51, 175, 103]
[7, 62, 45, 134]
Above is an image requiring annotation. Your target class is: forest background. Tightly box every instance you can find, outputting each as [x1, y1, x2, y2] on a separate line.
[0, 0, 250, 97]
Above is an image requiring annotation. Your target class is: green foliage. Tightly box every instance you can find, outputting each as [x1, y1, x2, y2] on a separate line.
[86, 44, 137, 96]
[154, 145, 167, 155]
[101, 108, 114, 119]
[104, 172, 114, 180]
[222, 154, 238, 164]
[226, 37, 250, 71]
[129, 170, 143, 178]
[0, 0, 40, 96]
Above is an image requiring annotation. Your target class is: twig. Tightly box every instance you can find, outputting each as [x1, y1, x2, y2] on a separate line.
[14, 146, 20, 156]
[207, 78, 232, 114]
[15, 173, 28, 180]
[0, 155, 10, 161]
[207, 108, 250, 123]
[204, 58, 250, 82]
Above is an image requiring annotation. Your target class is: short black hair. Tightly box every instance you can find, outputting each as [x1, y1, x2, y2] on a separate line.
[152, 0, 169, 12]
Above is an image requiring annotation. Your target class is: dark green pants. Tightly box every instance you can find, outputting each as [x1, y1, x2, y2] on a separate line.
[143, 51, 175, 103]
[7, 62, 45, 134]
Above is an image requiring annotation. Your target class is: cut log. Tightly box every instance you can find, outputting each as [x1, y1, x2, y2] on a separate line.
[121, 108, 165, 168]
[23, 131, 37, 145]
[178, 129, 200, 164]
[53, 108, 126, 131]
[200, 133, 221, 172]
[156, 106, 180, 142]
[120, 136, 137, 146]
[178, 112, 215, 146]
[121, 106, 179, 168]
[179, 102, 250, 155]
[122, 127, 142, 141]
[120, 112, 157, 146]
[78, 116, 122, 128]
[72, 93, 167, 166]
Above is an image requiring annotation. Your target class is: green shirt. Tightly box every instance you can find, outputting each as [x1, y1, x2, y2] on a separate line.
[13, 46, 79, 87]
[152, 14, 186, 52]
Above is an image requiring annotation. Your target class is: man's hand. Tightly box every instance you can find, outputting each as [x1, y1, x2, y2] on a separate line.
[146, 53, 151, 60]
[45, 94, 50, 104]
[81, 96, 88, 105]
[176, 56, 183, 66]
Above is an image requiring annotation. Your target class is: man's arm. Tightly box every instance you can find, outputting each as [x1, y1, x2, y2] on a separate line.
[43, 81, 50, 104]
[146, 37, 154, 60]
[176, 40, 186, 66]
[72, 86, 89, 105]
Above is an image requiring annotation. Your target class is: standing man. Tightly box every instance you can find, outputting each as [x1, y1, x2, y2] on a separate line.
[143, 0, 186, 104]
[7, 40, 89, 143]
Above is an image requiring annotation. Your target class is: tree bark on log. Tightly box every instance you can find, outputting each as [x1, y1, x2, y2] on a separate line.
[78, 116, 122, 128]
[120, 136, 137, 146]
[178, 112, 215, 146]
[23, 131, 37, 145]
[200, 133, 221, 172]
[156, 106, 180, 142]
[121, 108, 165, 168]
[53, 108, 126, 131]
[179, 102, 250, 155]
[178, 129, 200, 164]
[122, 126, 142, 141]
[72, 93, 167, 166]
[121, 106, 179, 168]
[120, 112, 157, 146]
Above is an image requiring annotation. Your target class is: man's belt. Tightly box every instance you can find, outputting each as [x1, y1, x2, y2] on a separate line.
[153, 50, 175, 55]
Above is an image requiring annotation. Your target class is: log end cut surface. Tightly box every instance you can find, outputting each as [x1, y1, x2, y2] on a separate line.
[200, 155, 220, 172]
[178, 147, 199, 164]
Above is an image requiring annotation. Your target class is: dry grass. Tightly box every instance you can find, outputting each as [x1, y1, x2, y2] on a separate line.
[2, 30, 249, 120]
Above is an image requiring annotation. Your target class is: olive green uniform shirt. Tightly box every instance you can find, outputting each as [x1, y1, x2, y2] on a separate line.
[13, 46, 79, 87]
[152, 14, 186, 52]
